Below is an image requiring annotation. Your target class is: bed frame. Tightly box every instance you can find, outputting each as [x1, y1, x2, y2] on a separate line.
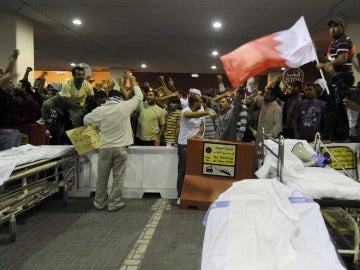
[0, 153, 78, 242]
[258, 129, 360, 266]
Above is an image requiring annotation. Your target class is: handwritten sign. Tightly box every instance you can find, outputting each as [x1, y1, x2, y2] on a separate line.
[66, 125, 99, 155]
[202, 143, 236, 177]
[321, 146, 356, 170]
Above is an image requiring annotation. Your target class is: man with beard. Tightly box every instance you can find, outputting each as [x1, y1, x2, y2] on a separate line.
[215, 87, 247, 142]
[135, 90, 166, 146]
[255, 87, 282, 141]
[316, 17, 355, 143]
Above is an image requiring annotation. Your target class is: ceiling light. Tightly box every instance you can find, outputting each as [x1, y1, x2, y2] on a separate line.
[72, 18, 82, 25]
[213, 21, 222, 29]
[191, 74, 199, 78]
[70, 63, 76, 66]
[211, 65, 217, 70]
[141, 64, 147, 68]
[212, 50, 219, 56]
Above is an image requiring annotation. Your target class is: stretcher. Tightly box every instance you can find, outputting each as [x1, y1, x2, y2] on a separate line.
[256, 131, 360, 266]
[0, 145, 77, 241]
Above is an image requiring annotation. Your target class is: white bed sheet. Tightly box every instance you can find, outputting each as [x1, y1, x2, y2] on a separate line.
[201, 179, 345, 270]
[0, 144, 75, 185]
[256, 139, 360, 200]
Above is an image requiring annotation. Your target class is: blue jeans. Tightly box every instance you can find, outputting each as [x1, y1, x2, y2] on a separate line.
[0, 129, 22, 151]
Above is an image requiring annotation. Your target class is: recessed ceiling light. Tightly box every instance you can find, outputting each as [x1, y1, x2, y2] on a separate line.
[70, 63, 76, 66]
[72, 18, 82, 25]
[141, 64, 147, 68]
[191, 74, 199, 78]
[212, 50, 219, 56]
[211, 65, 217, 70]
[213, 21, 222, 29]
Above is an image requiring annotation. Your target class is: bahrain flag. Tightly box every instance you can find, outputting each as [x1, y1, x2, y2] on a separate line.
[220, 16, 317, 88]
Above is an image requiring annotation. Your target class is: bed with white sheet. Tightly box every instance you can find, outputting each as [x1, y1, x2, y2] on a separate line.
[255, 136, 360, 265]
[0, 144, 77, 241]
[256, 138, 360, 201]
[201, 179, 346, 270]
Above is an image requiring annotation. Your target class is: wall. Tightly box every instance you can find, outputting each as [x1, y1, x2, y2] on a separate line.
[34, 64, 321, 92]
[34, 70, 111, 85]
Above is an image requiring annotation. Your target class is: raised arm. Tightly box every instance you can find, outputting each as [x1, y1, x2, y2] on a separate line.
[4, 49, 20, 74]
[0, 49, 20, 89]
[158, 75, 171, 96]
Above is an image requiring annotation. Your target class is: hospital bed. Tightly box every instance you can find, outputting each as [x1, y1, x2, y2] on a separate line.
[0, 145, 77, 242]
[256, 131, 360, 267]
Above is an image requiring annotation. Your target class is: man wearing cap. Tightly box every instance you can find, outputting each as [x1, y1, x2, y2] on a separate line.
[316, 17, 355, 143]
[83, 75, 143, 211]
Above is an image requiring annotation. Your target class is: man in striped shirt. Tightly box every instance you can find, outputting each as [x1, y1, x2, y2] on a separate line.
[215, 87, 248, 142]
[163, 96, 182, 146]
[316, 17, 355, 143]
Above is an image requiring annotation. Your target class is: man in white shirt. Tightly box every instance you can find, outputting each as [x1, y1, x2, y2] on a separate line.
[83, 75, 143, 211]
[177, 95, 216, 202]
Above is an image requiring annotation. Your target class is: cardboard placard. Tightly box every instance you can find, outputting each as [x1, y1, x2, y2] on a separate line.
[66, 125, 99, 155]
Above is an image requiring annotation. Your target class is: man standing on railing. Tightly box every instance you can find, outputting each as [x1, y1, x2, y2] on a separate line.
[316, 17, 355, 143]
[37, 66, 94, 128]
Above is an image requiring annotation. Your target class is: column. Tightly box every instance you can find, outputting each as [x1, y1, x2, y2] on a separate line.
[0, 13, 34, 84]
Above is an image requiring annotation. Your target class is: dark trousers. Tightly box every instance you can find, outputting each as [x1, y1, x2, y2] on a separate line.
[322, 75, 353, 141]
[177, 144, 187, 197]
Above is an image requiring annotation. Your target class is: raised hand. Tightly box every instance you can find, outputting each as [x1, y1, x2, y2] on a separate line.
[10, 49, 20, 61]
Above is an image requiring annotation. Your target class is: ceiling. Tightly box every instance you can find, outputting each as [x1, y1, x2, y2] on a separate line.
[1, 0, 359, 74]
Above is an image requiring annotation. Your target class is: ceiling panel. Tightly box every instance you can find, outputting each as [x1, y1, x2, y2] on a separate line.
[0, 0, 359, 73]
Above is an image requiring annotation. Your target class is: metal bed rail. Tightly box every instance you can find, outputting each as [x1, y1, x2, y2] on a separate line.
[259, 128, 285, 183]
[259, 131, 360, 266]
[0, 154, 78, 242]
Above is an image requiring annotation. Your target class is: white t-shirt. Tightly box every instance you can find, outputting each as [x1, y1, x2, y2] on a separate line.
[177, 107, 202, 145]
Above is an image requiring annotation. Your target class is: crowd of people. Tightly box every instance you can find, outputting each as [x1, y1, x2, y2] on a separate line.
[1, 17, 360, 209]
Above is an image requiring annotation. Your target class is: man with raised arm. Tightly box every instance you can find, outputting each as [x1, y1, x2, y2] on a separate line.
[83, 75, 143, 211]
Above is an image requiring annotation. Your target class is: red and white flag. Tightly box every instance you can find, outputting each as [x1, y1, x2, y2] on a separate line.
[220, 16, 317, 88]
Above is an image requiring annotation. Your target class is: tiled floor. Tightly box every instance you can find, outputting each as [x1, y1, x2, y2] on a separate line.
[0, 195, 205, 270]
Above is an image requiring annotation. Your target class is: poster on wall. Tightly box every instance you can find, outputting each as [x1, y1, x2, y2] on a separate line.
[202, 142, 236, 178]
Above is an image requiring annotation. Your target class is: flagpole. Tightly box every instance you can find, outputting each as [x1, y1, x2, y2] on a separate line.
[316, 60, 330, 95]
[313, 48, 330, 95]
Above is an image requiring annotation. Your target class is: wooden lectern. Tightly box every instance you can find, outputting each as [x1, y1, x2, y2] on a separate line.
[180, 139, 255, 210]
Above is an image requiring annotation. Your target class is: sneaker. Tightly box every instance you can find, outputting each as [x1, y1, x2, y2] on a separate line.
[176, 198, 180, 205]
[94, 201, 107, 210]
[108, 202, 126, 212]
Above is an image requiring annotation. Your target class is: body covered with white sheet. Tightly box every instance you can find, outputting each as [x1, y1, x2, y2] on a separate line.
[201, 179, 345, 270]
